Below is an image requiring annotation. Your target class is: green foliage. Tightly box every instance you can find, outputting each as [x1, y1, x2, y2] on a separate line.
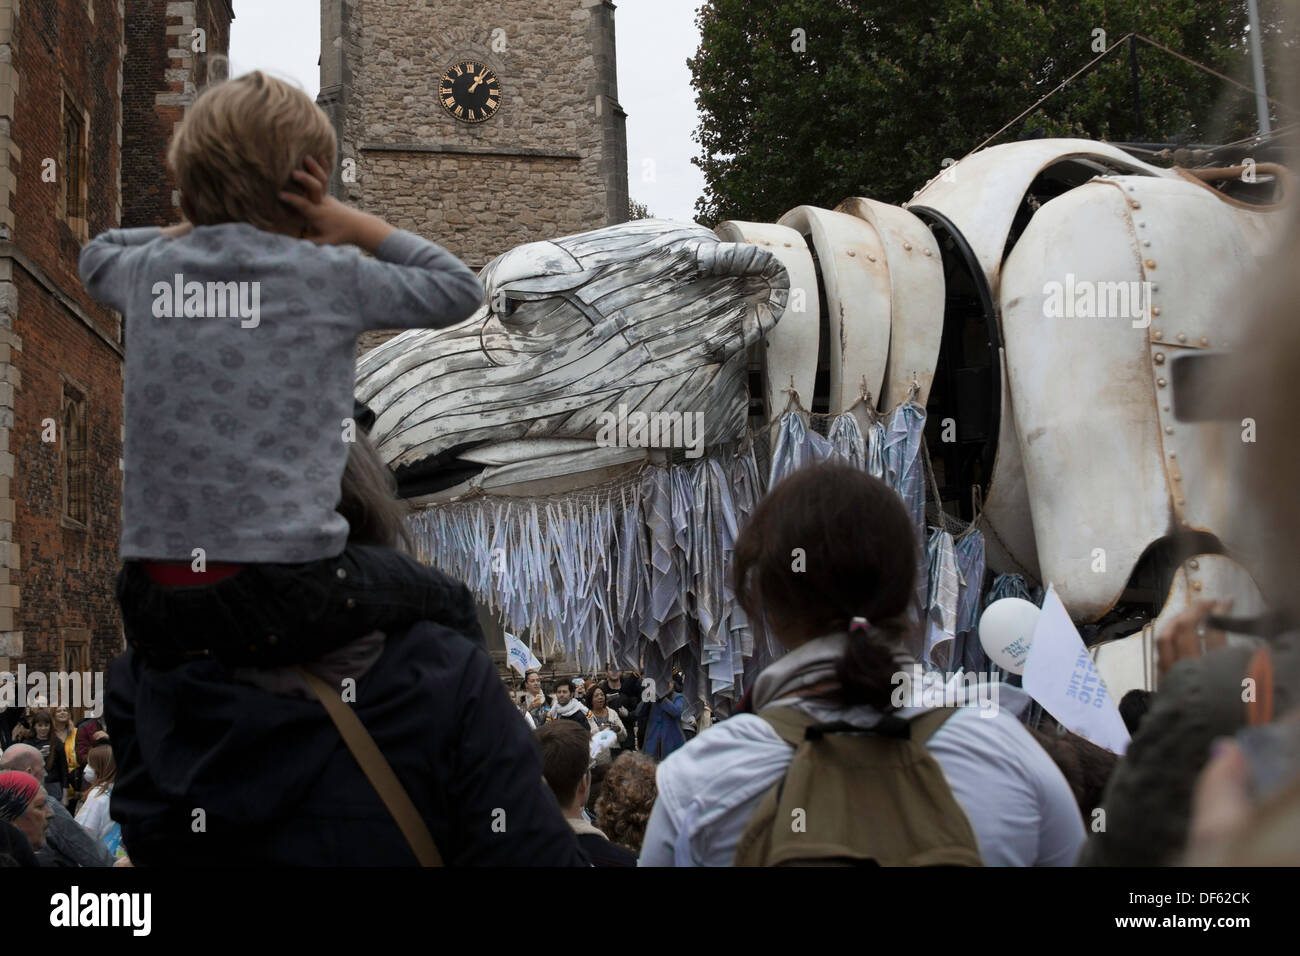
[628, 197, 654, 220]
[688, 0, 1293, 224]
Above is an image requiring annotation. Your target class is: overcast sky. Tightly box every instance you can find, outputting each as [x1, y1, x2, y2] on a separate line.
[229, 1, 707, 222]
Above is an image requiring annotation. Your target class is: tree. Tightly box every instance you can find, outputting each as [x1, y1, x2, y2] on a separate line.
[628, 197, 654, 220]
[688, 0, 1294, 225]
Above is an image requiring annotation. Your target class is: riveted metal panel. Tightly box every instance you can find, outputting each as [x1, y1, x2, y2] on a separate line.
[1120, 175, 1283, 536]
[907, 139, 1171, 295]
[1001, 180, 1170, 620]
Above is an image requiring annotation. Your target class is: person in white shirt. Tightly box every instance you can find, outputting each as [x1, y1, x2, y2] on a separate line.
[75, 740, 126, 859]
[639, 463, 1085, 867]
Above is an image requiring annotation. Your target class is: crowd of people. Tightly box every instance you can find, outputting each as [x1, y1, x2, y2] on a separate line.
[0, 703, 122, 866]
[514, 666, 703, 761]
[2, 70, 1298, 869]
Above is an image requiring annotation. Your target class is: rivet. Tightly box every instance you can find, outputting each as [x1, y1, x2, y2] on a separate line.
[1189, 559, 1199, 570]
[1138, 221, 1147, 227]
[1177, 333, 1186, 343]
[784, 242, 792, 247]
[1154, 330, 1163, 340]
[1154, 352, 1165, 364]
[1142, 240, 1151, 247]
[1199, 337, 1208, 346]
[847, 250, 856, 257]
[1191, 580, 1202, 591]
[336, 568, 347, 580]
[1127, 186, 1135, 192]
[1131, 201, 1142, 210]
[1169, 452, 1177, 459]
[1157, 378, 1167, 387]
[867, 255, 876, 262]
[903, 242, 912, 251]
[1163, 404, 1170, 412]
[1146, 259, 1157, 269]
[923, 248, 932, 256]
[1152, 307, 1161, 317]
[1165, 426, 1174, 434]
[1151, 284, 1159, 292]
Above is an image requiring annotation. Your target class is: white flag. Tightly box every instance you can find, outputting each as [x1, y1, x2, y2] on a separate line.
[504, 631, 541, 676]
[1022, 585, 1130, 754]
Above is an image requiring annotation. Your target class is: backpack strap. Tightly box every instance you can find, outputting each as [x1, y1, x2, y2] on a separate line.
[758, 704, 961, 746]
[296, 667, 444, 867]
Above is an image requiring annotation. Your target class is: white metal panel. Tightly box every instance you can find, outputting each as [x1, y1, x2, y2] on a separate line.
[1000, 180, 1170, 620]
[907, 139, 1172, 294]
[777, 206, 891, 415]
[974, 350, 1041, 581]
[713, 220, 820, 419]
[1115, 175, 1285, 546]
[834, 197, 945, 410]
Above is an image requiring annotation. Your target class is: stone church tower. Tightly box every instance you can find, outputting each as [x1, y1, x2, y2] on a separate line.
[319, 0, 629, 275]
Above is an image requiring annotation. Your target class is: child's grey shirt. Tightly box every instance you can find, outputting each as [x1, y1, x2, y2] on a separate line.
[79, 222, 484, 562]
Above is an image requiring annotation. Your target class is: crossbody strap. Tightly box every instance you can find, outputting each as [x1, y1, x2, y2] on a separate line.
[295, 667, 443, 867]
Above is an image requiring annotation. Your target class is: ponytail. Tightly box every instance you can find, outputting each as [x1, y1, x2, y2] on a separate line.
[834, 614, 915, 711]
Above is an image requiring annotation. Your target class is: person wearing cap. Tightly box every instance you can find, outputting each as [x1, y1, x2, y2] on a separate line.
[0, 769, 51, 854]
[0, 743, 117, 867]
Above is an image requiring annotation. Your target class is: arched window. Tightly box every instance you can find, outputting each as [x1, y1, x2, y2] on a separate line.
[62, 384, 87, 526]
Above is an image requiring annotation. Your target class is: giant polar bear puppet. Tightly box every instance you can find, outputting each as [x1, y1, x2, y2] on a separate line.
[356, 138, 1290, 703]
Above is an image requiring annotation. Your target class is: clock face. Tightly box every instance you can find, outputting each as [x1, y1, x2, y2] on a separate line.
[439, 60, 502, 124]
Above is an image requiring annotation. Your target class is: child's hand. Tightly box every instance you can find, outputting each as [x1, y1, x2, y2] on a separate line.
[160, 222, 193, 239]
[279, 155, 394, 251]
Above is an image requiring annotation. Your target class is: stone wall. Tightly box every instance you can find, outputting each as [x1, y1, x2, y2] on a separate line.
[325, 0, 628, 272]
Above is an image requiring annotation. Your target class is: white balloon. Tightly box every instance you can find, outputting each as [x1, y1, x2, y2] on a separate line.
[978, 597, 1041, 675]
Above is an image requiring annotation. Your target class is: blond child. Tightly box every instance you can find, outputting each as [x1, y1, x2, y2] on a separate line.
[79, 72, 485, 663]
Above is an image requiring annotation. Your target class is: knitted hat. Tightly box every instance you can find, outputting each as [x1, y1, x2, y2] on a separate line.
[0, 771, 38, 822]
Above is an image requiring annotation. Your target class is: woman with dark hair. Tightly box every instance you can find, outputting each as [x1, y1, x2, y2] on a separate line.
[27, 710, 69, 806]
[587, 686, 627, 762]
[638, 463, 1084, 866]
[105, 428, 586, 867]
[523, 669, 553, 727]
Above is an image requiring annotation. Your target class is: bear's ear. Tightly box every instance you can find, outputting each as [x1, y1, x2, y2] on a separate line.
[693, 241, 790, 345]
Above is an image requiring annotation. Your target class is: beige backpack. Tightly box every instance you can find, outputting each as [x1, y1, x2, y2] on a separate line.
[734, 705, 983, 867]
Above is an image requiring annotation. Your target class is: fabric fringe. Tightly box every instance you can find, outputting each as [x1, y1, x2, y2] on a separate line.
[408, 402, 994, 709]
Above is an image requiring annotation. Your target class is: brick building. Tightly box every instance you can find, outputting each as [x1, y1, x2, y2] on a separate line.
[0, 0, 231, 681]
